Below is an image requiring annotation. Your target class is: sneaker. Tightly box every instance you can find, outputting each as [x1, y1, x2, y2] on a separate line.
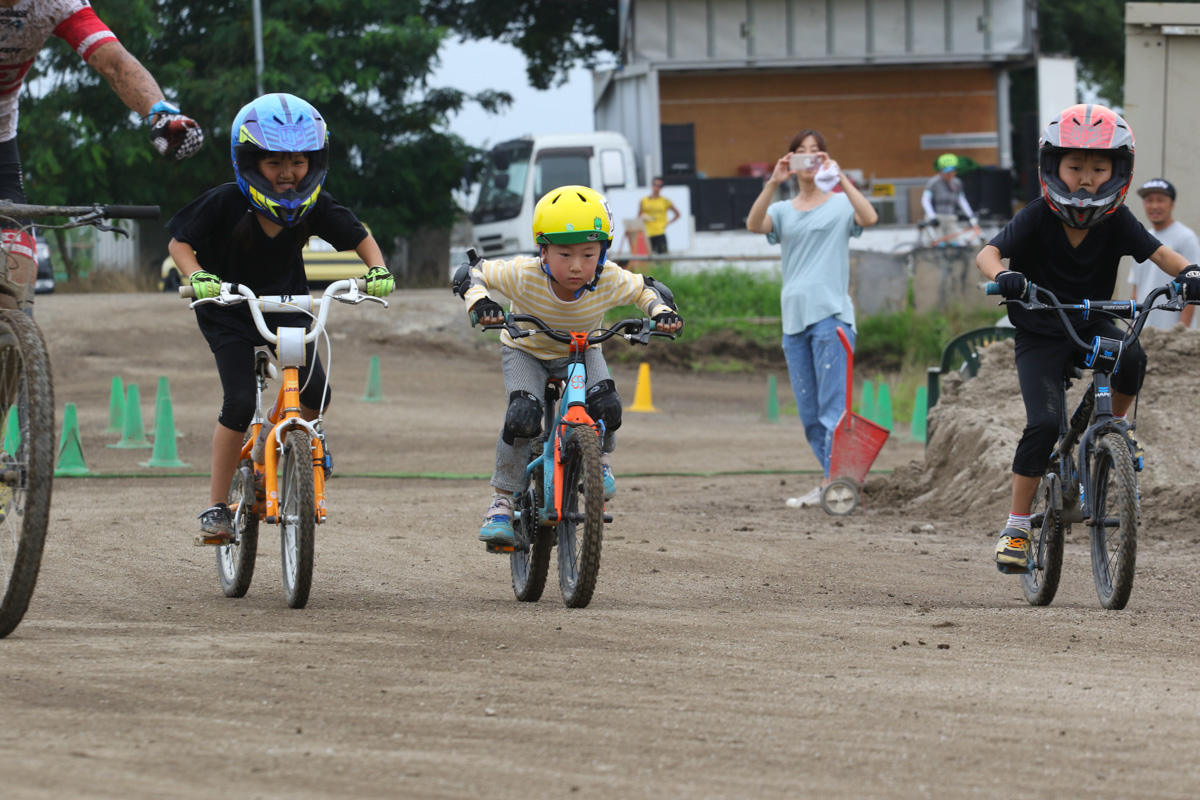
[785, 486, 822, 509]
[994, 526, 1032, 572]
[479, 494, 515, 545]
[600, 452, 616, 500]
[196, 503, 235, 546]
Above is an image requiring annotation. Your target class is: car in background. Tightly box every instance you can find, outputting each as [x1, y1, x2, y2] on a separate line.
[159, 229, 370, 291]
[34, 241, 55, 294]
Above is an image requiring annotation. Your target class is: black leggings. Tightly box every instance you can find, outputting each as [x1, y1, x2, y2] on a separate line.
[1012, 325, 1145, 477]
[213, 341, 330, 432]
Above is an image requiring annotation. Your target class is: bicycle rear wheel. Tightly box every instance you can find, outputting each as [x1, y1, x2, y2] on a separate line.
[217, 459, 260, 598]
[1089, 433, 1138, 610]
[279, 430, 315, 609]
[511, 468, 552, 602]
[0, 311, 53, 638]
[1021, 476, 1064, 606]
[556, 427, 604, 608]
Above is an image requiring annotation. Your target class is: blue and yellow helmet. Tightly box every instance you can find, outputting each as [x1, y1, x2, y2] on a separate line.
[230, 93, 329, 227]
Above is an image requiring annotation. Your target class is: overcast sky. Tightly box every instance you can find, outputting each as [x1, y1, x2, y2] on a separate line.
[430, 37, 596, 150]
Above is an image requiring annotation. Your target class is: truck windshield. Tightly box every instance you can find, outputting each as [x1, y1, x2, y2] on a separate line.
[472, 142, 533, 224]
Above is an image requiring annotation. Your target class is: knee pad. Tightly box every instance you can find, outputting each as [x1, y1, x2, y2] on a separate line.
[585, 379, 622, 433]
[502, 390, 542, 445]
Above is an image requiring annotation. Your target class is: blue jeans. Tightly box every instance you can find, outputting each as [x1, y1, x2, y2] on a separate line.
[781, 317, 854, 477]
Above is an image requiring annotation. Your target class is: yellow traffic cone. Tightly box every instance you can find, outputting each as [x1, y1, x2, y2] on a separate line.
[628, 362, 658, 413]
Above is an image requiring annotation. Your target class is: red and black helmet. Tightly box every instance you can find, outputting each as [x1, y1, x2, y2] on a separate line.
[1039, 103, 1135, 229]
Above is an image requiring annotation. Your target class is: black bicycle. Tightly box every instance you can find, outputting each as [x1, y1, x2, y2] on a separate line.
[986, 279, 1189, 610]
[0, 202, 158, 637]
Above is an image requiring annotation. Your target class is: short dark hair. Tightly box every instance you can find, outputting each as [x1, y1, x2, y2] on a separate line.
[652, 176, 664, 184]
[788, 129, 827, 153]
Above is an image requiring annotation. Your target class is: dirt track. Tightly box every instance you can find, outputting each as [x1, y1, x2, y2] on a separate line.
[3, 291, 1200, 799]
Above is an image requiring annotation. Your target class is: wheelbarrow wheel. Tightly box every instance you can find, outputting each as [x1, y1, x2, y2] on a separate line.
[820, 479, 859, 516]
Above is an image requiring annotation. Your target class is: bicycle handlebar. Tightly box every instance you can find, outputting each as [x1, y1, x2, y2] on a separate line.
[482, 312, 674, 346]
[0, 201, 160, 220]
[180, 279, 383, 345]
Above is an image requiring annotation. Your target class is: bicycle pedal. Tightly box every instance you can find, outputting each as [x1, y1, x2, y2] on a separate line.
[995, 561, 1032, 575]
[194, 534, 234, 547]
[485, 543, 515, 554]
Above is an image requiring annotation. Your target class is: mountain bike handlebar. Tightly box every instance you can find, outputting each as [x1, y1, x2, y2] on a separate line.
[984, 280, 1184, 353]
[483, 313, 675, 347]
[0, 202, 160, 220]
[180, 279, 386, 345]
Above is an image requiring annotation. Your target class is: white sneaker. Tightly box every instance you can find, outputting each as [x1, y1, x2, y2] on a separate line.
[785, 486, 822, 508]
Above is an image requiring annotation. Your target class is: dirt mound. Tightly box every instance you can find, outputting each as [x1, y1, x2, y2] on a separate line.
[880, 326, 1200, 540]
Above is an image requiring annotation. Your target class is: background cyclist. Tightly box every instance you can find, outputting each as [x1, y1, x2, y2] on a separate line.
[921, 153, 978, 242]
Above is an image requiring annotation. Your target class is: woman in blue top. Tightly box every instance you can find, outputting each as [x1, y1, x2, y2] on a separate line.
[746, 129, 879, 507]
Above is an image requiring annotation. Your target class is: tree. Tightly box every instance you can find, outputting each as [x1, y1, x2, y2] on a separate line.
[425, 0, 618, 90]
[19, 0, 511, 277]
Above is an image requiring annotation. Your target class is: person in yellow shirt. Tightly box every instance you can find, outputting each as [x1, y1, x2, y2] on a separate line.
[639, 177, 681, 254]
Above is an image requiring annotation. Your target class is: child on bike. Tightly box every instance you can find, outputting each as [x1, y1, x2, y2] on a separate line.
[975, 103, 1200, 572]
[453, 185, 683, 546]
[166, 93, 394, 545]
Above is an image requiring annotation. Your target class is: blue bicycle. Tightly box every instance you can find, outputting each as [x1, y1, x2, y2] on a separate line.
[986, 279, 1189, 609]
[481, 313, 673, 608]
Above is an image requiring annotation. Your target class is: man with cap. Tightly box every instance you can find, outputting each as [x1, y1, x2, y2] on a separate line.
[1128, 178, 1200, 328]
[921, 153, 978, 240]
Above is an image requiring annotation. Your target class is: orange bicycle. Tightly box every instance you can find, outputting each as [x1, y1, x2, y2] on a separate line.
[182, 279, 387, 608]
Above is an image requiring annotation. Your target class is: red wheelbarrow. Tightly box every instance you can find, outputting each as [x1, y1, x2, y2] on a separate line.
[821, 327, 890, 515]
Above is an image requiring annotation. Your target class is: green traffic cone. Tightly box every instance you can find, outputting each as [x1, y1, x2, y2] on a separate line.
[860, 379, 876, 422]
[108, 384, 152, 449]
[361, 355, 383, 402]
[141, 388, 189, 468]
[877, 382, 894, 431]
[2, 406, 18, 455]
[765, 374, 779, 423]
[152, 376, 184, 438]
[910, 386, 928, 443]
[54, 402, 89, 476]
[105, 376, 124, 434]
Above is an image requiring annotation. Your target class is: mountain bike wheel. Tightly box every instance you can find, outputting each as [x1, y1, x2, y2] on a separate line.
[0, 311, 53, 639]
[1021, 476, 1063, 607]
[1089, 433, 1138, 610]
[279, 430, 315, 609]
[511, 470, 552, 603]
[217, 459, 259, 598]
[556, 427, 604, 608]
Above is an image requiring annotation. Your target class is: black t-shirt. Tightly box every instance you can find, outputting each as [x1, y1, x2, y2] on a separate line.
[166, 183, 367, 296]
[988, 197, 1161, 337]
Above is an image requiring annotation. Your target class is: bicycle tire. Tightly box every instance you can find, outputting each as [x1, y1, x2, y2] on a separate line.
[216, 460, 260, 598]
[0, 311, 53, 638]
[556, 427, 605, 608]
[1089, 433, 1138, 610]
[511, 467, 552, 603]
[279, 430, 315, 609]
[1021, 476, 1064, 607]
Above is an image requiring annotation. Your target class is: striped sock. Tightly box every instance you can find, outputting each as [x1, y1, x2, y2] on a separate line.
[1006, 512, 1032, 532]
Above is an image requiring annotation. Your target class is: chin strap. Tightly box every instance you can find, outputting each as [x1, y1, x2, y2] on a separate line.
[539, 242, 609, 299]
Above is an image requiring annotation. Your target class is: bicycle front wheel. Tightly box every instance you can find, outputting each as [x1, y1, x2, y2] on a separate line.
[217, 459, 260, 598]
[556, 427, 604, 608]
[279, 430, 315, 609]
[0, 310, 53, 638]
[1089, 433, 1138, 610]
[1021, 476, 1064, 607]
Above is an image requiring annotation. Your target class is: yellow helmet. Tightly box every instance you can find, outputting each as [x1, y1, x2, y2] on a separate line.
[532, 185, 613, 246]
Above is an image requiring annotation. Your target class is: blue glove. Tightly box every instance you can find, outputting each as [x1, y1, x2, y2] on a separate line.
[363, 266, 394, 298]
[995, 270, 1028, 301]
[189, 270, 221, 299]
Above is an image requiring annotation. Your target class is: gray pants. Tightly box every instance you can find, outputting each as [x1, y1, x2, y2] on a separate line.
[492, 345, 617, 493]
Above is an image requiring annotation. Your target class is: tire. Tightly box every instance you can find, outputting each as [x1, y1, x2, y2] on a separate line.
[279, 430, 315, 609]
[1021, 475, 1064, 606]
[216, 459, 260, 598]
[1089, 433, 1138, 610]
[0, 311, 53, 639]
[511, 464, 552, 602]
[820, 479, 859, 516]
[556, 427, 605, 608]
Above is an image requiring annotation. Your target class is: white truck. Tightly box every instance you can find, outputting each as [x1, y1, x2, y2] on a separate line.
[470, 131, 690, 259]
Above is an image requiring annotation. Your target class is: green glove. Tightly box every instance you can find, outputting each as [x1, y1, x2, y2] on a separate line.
[363, 265, 394, 298]
[189, 270, 222, 299]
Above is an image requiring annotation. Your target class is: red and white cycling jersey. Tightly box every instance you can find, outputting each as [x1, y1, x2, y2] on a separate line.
[0, 0, 117, 142]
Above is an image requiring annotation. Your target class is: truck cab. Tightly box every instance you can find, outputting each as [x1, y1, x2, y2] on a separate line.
[471, 132, 640, 259]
